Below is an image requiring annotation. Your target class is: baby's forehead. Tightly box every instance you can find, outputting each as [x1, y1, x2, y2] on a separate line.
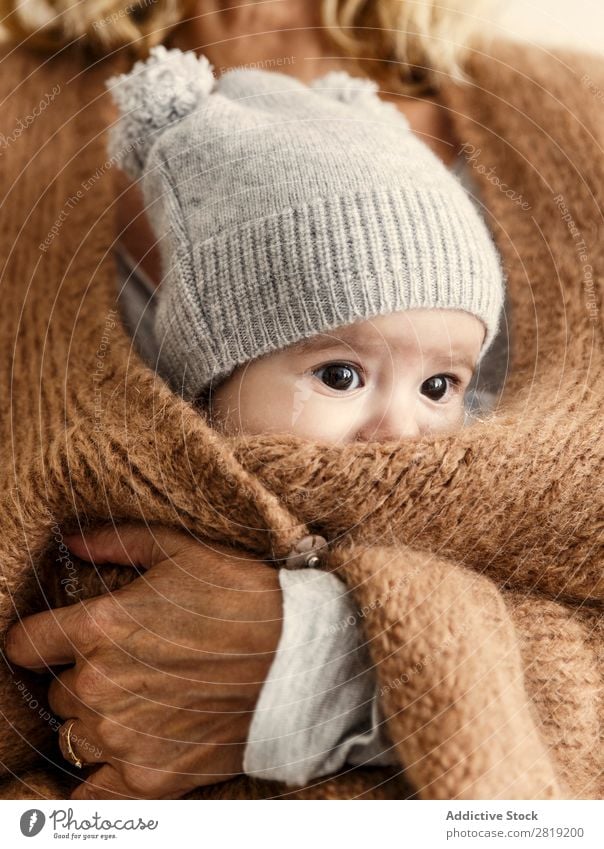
[286, 310, 483, 371]
[291, 325, 368, 354]
[289, 313, 434, 353]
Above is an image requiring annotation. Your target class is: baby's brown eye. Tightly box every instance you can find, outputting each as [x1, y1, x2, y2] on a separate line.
[313, 362, 363, 391]
[421, 375, 452, 401]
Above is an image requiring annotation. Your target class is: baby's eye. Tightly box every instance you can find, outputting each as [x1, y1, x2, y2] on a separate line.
[313, 362, 364, 392]
[421, 374, 460, 401]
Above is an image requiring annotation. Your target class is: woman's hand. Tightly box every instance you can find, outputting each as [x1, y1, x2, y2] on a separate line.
[5, 525, 283, 799]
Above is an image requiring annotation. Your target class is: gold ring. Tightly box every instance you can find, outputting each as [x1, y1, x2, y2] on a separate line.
[64, 719, 83, 769]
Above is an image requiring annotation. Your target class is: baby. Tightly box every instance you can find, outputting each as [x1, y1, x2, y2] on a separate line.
[107, 45, 505, 786]
[107, 45, 504, 450]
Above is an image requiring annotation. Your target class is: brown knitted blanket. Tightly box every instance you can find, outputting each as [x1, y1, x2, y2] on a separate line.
[0, 37, 602, 801]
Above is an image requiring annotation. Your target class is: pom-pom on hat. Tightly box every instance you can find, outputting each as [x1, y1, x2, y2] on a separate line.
[106, 46, 215, 181]
[106, 45, 505, 402]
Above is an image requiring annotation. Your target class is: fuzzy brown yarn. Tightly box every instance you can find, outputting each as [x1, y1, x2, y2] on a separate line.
[0, 37, 602, 800]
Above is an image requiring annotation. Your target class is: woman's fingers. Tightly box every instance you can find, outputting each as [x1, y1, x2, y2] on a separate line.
[6, 524, 184, 669]
[70, 764, 136, 800]
[48, 666, 82, 717]
[4, 525, 284, 799]
[4, 602, 92, 669]
[70, 763, 185, 800]
[64, 523, 179, 570]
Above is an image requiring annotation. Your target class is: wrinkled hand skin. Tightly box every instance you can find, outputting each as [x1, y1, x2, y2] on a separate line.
[5, 526, 284, 799]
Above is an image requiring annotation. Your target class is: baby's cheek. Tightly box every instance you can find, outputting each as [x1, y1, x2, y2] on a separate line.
[287, 395, 354, 443]
[280, 382, 369, 444]
[422, 400, 466, 436]
[238, 373, 315, 437]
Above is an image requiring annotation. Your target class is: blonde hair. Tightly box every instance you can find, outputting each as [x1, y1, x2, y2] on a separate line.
[0, 0, 493, 94]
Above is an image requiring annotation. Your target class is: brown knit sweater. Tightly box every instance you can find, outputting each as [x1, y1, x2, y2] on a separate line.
[0, 36, 602, 801]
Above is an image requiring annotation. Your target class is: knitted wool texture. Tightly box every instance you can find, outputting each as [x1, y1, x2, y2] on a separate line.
[105, 46, 504, 400]
[0, 38, 602, 801]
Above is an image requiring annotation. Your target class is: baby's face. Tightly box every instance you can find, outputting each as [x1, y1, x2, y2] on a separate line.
[208, 309, 485, 444]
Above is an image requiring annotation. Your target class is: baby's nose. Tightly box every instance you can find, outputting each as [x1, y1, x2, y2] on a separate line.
[356, 409, 420, 442]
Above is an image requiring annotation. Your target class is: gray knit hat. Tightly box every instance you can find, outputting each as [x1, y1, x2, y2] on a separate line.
[106, 45, 504, 401]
